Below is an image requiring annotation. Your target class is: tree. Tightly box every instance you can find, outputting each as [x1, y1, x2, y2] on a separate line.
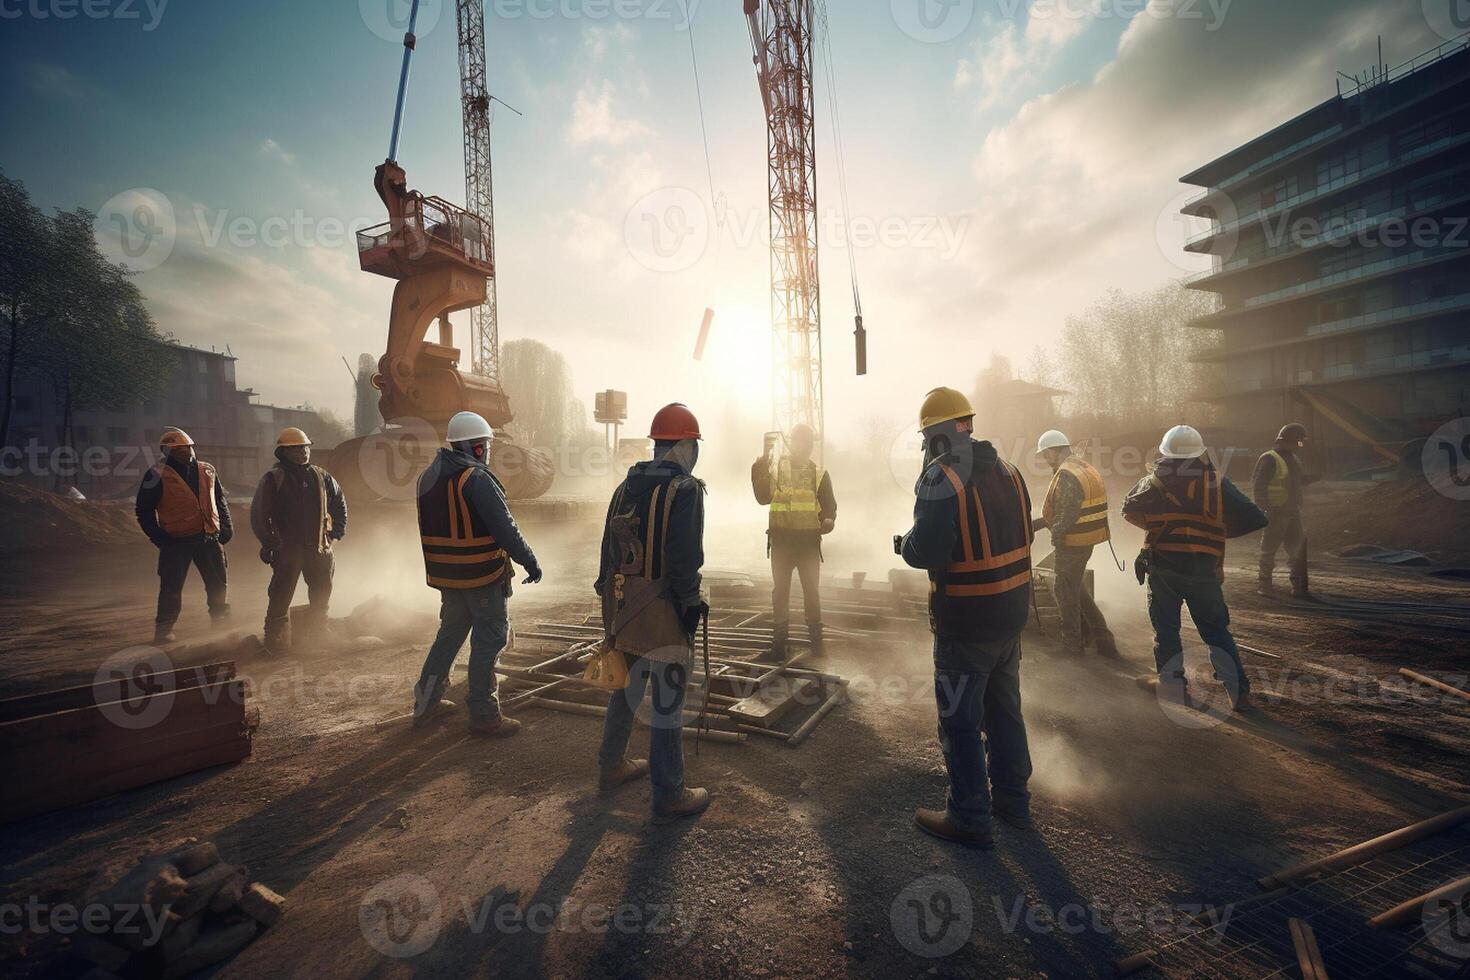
[1026, 346, 1057, 389]
[499, 338, 585, 449]
[0, 171, 58, 447]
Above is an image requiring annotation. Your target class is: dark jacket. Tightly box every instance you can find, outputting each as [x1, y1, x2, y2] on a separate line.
[1045, 465, 1083, 541]
[596, 456, 705, 616]
[135, 455, 232, 547]
[1251, 446, 1315, 511]
[417, 448, 538, 572]
[1122, 457, 1267, 578]
[251, 458, 348, 553]
[900, 438, 1033, 642]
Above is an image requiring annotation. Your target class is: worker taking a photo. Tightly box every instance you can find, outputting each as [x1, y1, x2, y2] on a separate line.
[750, 422, 836, 661]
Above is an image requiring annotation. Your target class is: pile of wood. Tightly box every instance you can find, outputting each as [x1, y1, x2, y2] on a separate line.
[0, 660, 257, 822]
[74, 838, 284, 978]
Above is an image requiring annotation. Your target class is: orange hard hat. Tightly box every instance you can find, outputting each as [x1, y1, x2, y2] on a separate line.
[159, 428, 195, 449]
[649, 403, 702, 441]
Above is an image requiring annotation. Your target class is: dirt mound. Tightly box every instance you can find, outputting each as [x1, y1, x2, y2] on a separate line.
[1309, 476, 1470, 564]
[0, 481, 143, 552]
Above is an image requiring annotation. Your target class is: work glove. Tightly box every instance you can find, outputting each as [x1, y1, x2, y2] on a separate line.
[259, 546, 275, 566]
[521, 561, 543, 585]
[218, 528, 233, 545]
[820, 518, 835, 535]
[681, 600, 710, 637]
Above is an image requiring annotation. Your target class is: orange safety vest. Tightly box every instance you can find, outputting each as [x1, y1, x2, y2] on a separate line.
[1144, 469, 1227, 561]
[935, 461, 1034, 599]
[1042, 457, 1110, 548]
[418, 466, 508, 590]
[154, 462, 220, 538]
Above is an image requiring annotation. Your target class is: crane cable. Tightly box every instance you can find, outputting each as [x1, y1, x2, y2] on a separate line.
[814, 0, 862, 319]
[683, 6, 723, 230]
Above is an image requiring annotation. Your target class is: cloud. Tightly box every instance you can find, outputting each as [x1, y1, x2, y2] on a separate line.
[956, 5, 1089, 109]
[21, 62, 101, 103]
[257, 138, 296, 166]
[565, 79, 651, 146]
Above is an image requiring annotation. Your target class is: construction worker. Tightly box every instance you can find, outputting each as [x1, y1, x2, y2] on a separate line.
[1122, 425, 1267, 711]
[250, 428, 348, 654]
[900, 388, 1035, 848]
[750, 422, 836, 660]
[595, 402, 711, 825]
[1253, 422, 1317, 599]
[1032, 430, 1120, 658]
[411, 412, 542, 736]
[134, 427, 233, 644]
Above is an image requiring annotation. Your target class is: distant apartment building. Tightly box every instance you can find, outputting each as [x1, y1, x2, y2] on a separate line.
[3, 339, 331, 497]
[1181, 34, 1470, 470]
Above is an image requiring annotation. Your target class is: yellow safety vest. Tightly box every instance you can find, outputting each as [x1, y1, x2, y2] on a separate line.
[768, 457, 824, 533]
[1263, 450, 1291, 508]
[1042, 457, 1110, 548]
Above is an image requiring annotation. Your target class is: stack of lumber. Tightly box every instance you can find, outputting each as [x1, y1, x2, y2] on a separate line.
[0, 660, 257, 822]
[73, 838, 284, 978]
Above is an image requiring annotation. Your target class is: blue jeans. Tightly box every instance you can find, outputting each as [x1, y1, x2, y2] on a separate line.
[598, 657, 687, 806]
[933, 634, 1032, 830]
[416, 584, 509, 722]
[1147, 565, 1249, 694]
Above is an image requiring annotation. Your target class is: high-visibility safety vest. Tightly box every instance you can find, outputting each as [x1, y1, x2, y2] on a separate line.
[1143, 469, 1227, 563]
[153, 461, 220, 538]
[1041, 457, 1110, 548]
[928, 459, 1035, 639]
[417, 464, 507, 590]
[602, 475, 697, 661]
[1262, 449, 1292, 508]
[768, 457, 824, 533]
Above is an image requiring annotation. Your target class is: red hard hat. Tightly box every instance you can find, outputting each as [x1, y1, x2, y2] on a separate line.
[649, 403, 702, 441]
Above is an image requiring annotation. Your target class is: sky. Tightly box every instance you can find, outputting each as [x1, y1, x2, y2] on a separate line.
[0, 0, 1452, 447]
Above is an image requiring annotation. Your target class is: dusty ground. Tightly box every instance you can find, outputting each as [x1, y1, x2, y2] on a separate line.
[1, 505, 1468, 979]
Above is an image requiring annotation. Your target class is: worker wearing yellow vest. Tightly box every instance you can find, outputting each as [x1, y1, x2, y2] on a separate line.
[1031, 430, 1120, 658]
[1122, 425, 1267, 711]
[134, 427, 233, 645]
[251, 428, 348, 654]
[750, 422, 836, 660]
[1252, 423, 1317, 599]
[411, 412, 542, 736]
[899, 388, 1035, 848]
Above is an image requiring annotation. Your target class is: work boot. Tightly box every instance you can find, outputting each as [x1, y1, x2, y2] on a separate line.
[1231, 688, 1254, 713]
[764, 624, 789, 664]
[152, 625, 177, 645]
[806, 623, 826, 660]
[652, 787, 711, 825]
[412, 681, 450, 727]
[1256, 577, 1275, 598]
[598, 757, 650, 795]
[1157, 672, 1191, 708]
[468, 715, 522, 738]
[263, 620, 291, 656]
[1093, 631, 1123, 660]
[913, 808, 994, 849]
[1291, 581, 1318, 602]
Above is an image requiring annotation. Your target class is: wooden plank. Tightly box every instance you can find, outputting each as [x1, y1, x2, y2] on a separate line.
[1259, 805, 1470, 890]
[727, 677, 816, 725]
[0, 681, 246, 751]
[1288, 917, 1329, 980]
[0, 662, 237, 723]
[6, 717, 251, 788]
[1398, 668, 1470, 703]
[1369, 873, 1470, 929]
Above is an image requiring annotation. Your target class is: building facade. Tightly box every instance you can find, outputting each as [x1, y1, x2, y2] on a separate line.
[1180, 35, 1470, 470]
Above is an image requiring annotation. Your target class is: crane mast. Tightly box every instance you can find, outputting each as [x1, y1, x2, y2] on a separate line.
[745, 0, 823, 441]
[457, 0, 500, 383]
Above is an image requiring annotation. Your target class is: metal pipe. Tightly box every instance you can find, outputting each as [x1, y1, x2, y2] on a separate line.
[386, 0, 423, 162]
[1258, 804, 1470, 889]
[1368, 873, 1470, 928]
[787, 685, 845, 746]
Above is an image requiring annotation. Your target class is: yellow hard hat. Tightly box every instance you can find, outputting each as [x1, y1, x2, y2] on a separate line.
[159, 427, 194, 449]
[919, 387, 974, 431]
[276, 427, 312, 448]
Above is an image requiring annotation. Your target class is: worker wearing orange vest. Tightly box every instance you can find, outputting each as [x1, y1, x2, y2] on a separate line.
[750, 422, 836, 660]
[411, 412, 542, 736]
[134, 427, 233, 644]
[1252, 422, 1317, 599]
[1032, 430, 1120, 658]
[899, 388, 1035, 848]
[1122, 426, 1267, 711]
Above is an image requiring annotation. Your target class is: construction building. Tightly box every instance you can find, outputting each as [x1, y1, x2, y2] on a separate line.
[1181, 34, 1470, 470]
[2, 338, 333, 496]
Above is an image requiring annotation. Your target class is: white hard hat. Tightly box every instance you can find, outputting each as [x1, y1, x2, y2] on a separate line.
[447, 412, 494, 444]
[1160, 424, 1206, 459]
[1036, 429, 1071, 455]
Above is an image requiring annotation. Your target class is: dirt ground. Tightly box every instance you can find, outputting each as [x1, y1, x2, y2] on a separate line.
[1, 506, 1468, 979]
